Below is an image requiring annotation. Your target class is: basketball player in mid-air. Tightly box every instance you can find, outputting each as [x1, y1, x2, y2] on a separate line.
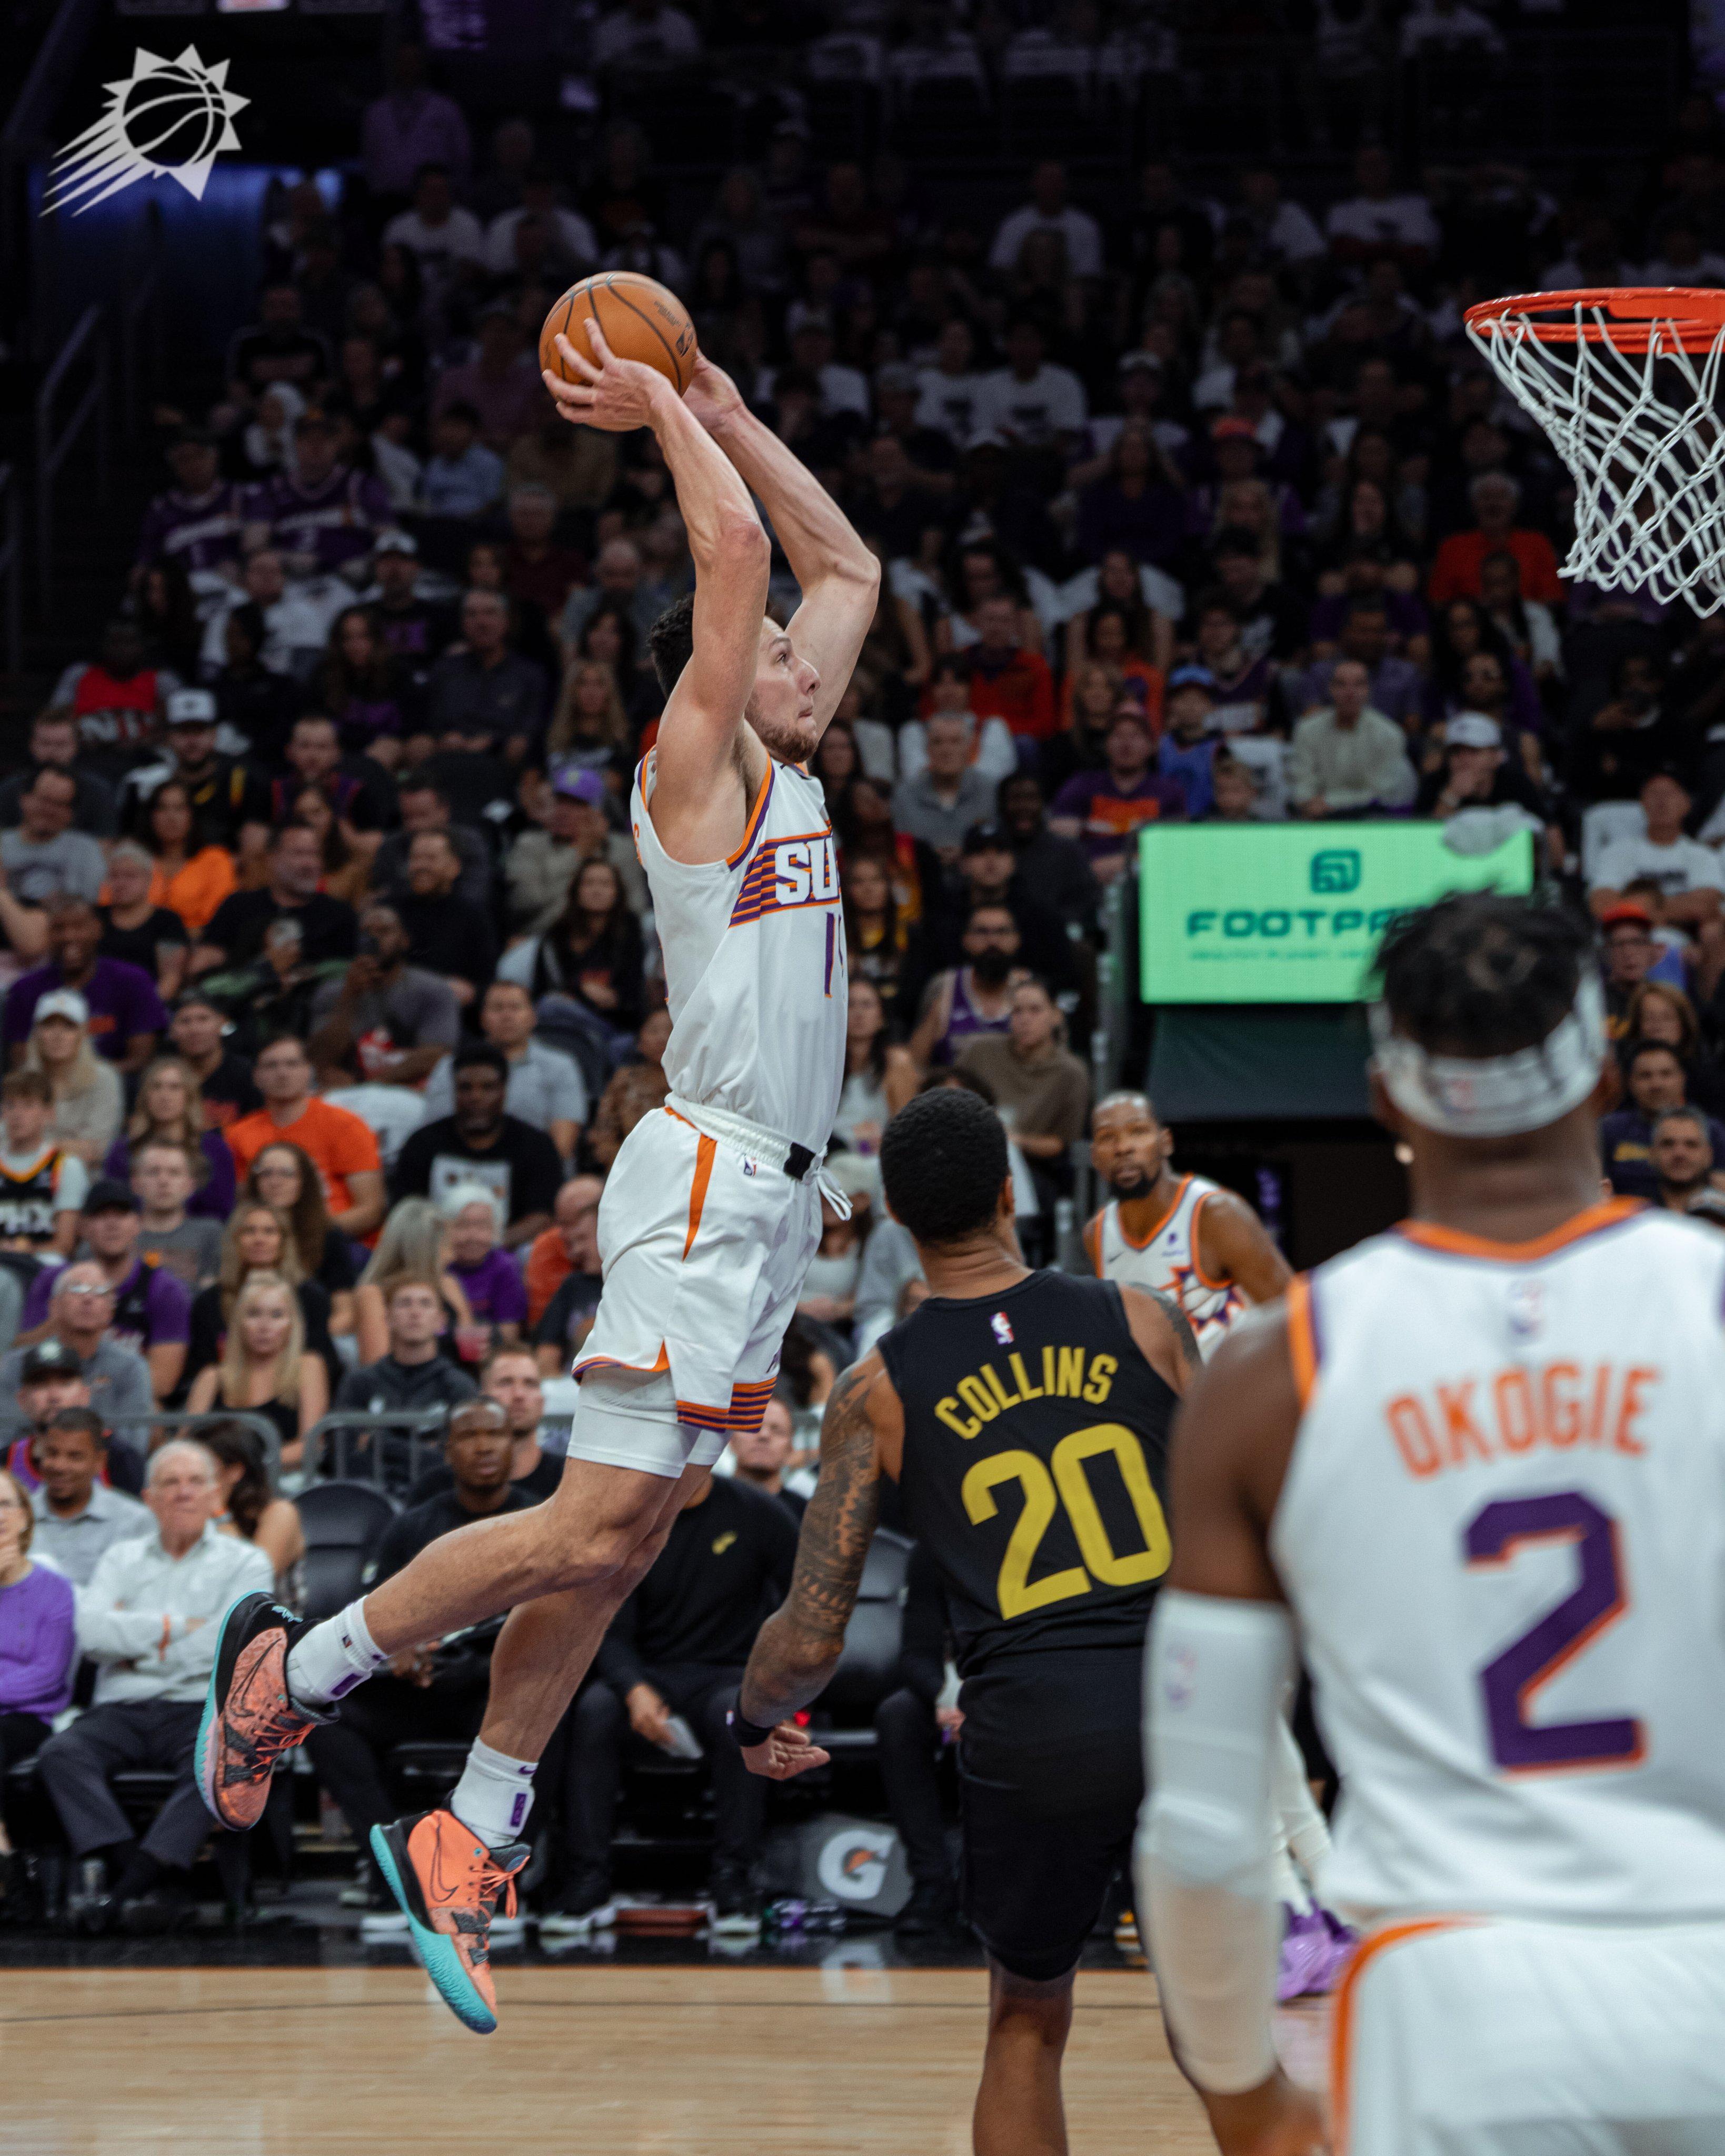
[1140, 892, 1725, 2156]
[196, 320, 880, 2032]
[735, 1086, 1198, 2156]
[1086, 1094, 1345, 1998]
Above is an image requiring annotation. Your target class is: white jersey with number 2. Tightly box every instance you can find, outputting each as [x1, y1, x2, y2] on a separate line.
[1273, 1199, 1725, 1927]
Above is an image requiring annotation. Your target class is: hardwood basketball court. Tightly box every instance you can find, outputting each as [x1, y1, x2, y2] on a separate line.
[0, 1961, 1329, 2153]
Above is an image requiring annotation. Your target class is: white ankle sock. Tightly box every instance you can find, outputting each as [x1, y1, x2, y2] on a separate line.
[451, 1739, 539, 1850]
[285, 1600, 390, 1709]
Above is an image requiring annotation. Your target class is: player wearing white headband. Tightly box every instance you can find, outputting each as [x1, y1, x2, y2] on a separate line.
[1138, 893, 1725, 2156]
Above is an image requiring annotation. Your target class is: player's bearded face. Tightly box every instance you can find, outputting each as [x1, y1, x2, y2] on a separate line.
[745, 638, 821, 762]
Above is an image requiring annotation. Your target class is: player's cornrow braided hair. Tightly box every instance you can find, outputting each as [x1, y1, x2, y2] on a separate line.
[1374, 894, 1593, 1061]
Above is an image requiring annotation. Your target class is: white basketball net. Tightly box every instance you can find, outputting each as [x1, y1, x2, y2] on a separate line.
[1467, 295, 1725, 615]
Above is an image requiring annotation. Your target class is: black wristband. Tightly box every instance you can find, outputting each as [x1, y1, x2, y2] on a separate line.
[728, 1706, 777, 1749]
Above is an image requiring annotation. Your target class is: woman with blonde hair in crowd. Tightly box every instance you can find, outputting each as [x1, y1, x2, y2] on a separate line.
[244, 1141, 357, 1331]
[200, 1418, 305, 1591]
[544, 657, 632, 775]
[184, 1200, 338, 1393]
[352, 1196, 471, 1365]
[186, 1271, 327, 1473]
[25, 991, 123, 1166]
[104, 1054, 235, 1221]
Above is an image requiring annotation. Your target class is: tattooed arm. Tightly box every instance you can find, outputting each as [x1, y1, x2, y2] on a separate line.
[736, 1352, 895, 1781]
[1120, 1284, 1204, 1395]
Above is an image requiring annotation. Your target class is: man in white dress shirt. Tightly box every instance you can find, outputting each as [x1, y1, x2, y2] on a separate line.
[36, 1441, 270, 1933]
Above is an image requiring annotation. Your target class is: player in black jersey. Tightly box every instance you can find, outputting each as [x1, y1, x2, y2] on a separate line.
[735, 1087, 1197, 2156]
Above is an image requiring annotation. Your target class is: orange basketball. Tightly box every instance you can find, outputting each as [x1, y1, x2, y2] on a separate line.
[539, 272, 698, 398]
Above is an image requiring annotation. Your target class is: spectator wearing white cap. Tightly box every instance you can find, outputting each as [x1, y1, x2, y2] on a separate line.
[1416, 713, 1558, 862]
[24, 989, 125, 1167]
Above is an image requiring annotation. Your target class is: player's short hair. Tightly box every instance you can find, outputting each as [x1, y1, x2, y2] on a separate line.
[649, 592, 697, 695]
[1374, 894, 1592, 1061]
[880, 1087, 1009, 1249]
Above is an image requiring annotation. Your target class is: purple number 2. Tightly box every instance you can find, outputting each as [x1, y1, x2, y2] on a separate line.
[1464, 1491, 1644, 1775]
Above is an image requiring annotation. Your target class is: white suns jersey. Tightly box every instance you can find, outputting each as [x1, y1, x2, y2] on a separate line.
[1272, 1202, 1725, 1926]
[631, 752, 846, 1154]
[1091, 1175, 1246, 1358]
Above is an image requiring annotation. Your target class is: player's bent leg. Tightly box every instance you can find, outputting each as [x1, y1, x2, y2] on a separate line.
[973, 1956, 1076, 2156]
[369, 1379, 715, 2034]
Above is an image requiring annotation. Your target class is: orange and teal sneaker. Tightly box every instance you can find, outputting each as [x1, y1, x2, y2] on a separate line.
[370, 1811, 530, 2034]
[197, 1592, 326, 1831]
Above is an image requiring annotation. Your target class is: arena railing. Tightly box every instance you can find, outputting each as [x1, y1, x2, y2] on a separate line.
[302, 1410, 458, 1494]
[0, 462, 19, 676]
[101, 1409, 285, 1484]
[34, 301, 106, 611]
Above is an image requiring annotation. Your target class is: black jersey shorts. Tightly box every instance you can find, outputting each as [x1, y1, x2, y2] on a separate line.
[957, 1643, 1145, 1983]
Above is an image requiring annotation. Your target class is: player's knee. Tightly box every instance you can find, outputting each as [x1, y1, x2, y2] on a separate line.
[986, 1958, 1076, 2037]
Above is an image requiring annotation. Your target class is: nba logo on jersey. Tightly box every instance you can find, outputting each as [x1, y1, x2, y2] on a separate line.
[1507, 1278, 1543, 1337]
[990, 1311, 1015, 1346]
[741, 1158, 758, 1177]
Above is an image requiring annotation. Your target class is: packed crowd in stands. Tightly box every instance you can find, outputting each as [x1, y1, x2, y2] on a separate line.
[6, 0, 1725, 1934]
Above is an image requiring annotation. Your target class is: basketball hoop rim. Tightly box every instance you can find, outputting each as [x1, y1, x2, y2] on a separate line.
[1465, 286, 1725, 355]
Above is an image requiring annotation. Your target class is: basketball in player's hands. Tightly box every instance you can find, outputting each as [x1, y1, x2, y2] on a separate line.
[539, 273, 698, 400]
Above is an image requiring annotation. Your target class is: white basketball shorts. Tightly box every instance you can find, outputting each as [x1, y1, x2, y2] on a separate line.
[569, 1103, 822, 1479]
[1333, 1913, 1725, 2154]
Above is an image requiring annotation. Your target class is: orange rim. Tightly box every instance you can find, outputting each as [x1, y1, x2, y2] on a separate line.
[1465, 286, 1725, 355]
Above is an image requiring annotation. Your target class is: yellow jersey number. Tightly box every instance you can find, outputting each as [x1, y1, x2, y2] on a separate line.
[960, 1422, 1171, 1622]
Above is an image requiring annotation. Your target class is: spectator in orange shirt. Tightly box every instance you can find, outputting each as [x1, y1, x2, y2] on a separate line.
[963, 596, 1057, 742]
[223, 1034, 386, 1241]
[1428, 473, 1564, 607]
[522, 1173, 605, 1327]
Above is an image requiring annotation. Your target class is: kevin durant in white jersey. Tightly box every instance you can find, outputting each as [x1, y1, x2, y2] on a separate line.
[1137, 893, 1725, 2156]
[194, 320, 881, 2037]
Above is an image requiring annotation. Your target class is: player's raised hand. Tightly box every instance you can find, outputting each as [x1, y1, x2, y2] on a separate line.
[545, 318, 665, 433]
[682, 353, 747, 435]
[1201, 2073, 1329, 2156]
[740, 1720, 831, 1781]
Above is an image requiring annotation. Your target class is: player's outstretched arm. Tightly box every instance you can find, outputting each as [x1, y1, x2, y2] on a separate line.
[1199, 1192, 1295, 1307]
[734, 1353, 895, 1780]
[547, 325, 770, 849]
[1137, 1312, 1328, 2156]
[684, 356, 880, 738]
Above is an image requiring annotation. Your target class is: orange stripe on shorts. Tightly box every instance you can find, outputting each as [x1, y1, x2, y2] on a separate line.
[683, 1133, 717, 1259]
[1329, 1918, 1469, 2154]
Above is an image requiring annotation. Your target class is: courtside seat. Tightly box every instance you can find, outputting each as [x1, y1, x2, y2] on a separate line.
[296, 1481, 400, 1623]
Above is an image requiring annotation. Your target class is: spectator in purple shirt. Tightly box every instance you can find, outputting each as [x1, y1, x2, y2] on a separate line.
[249, 410, 392, 577]
[441, 1183, 529, 1368]
[0, 1465, 77, 1879]
[1048, 708, 1186, 881]
[5, 898, 169, 1075]
[135, 431, 247, 585]
[19, 1180, 192, 1404]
